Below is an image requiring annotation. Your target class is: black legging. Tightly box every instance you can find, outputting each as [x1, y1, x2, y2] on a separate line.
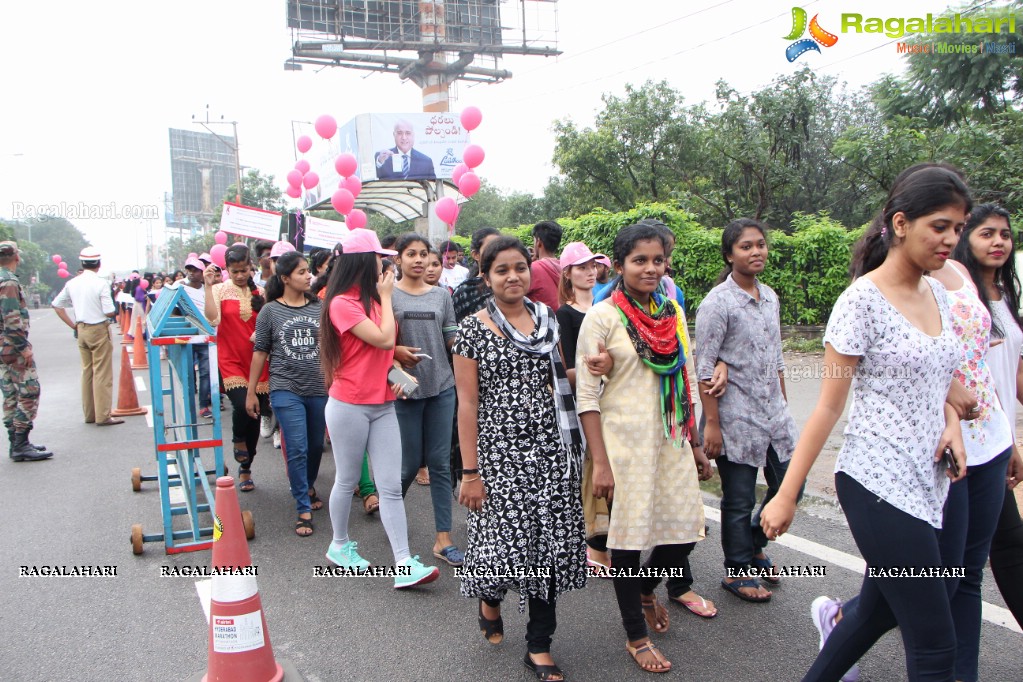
[611, 543, 695, 641]
[225, 387, 267, 468]
[989, 485, 1023, 628]
[482, 580, 558, 654]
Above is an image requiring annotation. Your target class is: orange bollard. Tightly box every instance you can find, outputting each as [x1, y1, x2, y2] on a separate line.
[122, 309, 134, 344]
[130, 317, 148, 370]
[201, 477, 283, 682]
[112, 347, 147, 417]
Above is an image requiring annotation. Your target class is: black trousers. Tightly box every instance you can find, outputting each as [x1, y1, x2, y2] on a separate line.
[611, 543, 695, 641]
[225, 387, 267, 468]
[483, 580, 558, 654]
[990, 485, 1023, 629]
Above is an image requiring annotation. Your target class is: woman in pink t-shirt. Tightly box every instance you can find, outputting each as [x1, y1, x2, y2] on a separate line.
[318, 229, 439, 589]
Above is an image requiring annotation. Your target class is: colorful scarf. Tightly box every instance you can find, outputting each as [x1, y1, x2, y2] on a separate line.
[486, 298, 583, 477]
[611, 285, 694, 446]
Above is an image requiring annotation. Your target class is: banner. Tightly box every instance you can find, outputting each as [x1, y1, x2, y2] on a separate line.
[303, 215, 350, 250]
[367, 113, 470, 182]
[219, 202, 283, 241]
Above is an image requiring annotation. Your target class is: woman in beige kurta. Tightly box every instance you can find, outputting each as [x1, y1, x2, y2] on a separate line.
[576, 221, 708, 674]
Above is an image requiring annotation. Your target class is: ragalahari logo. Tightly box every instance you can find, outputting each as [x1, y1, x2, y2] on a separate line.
[784, 7, 838, 62]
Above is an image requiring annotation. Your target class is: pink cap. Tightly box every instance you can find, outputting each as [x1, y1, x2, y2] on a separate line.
[198, 252, 213, 264]
[596, 255, 611, 268]
[184, 257, 205, 271]
[342, 229, 397, 256]
[270, 241, 296, 258]
[559, 241, 607, 269]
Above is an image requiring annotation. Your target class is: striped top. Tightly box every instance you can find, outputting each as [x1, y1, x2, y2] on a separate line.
[253, 299, 327, 397]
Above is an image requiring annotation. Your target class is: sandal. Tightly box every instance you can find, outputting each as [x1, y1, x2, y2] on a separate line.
[363, 493, 379, 515]
[752, 554, 781, 585]
[295, 516, 313, 537]
[640, 595, 669, 633]
[308, 488, 323, 511]
[720, 577, 771, 602]
[523, 652, 565, 681]
[671, 592, 718, 618]
[416, 469, 430, 486]
[433, 545, 465, 567]
[626, 639, 671, 673]
[238, 469, 255, 493]
[478, 600, 503, 644]
[233, 448, 252, 467]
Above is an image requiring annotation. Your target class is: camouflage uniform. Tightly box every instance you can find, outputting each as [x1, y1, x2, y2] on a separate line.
[0, 265, 40, 432]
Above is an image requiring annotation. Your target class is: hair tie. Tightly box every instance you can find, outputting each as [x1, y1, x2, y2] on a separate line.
[881, 225, 888, 238]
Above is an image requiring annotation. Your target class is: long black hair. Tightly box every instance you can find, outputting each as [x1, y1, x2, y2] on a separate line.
[716, 218, 767, 284]
[224, 244, 265, 313]
[467, 227, 502, 277]
[480, 236, 531, 276]
[952, 203, 1021, 338]
[850, 163, 972, 278]
[264, 251, 314, 304]
[318, 242, 381, 385]
[308, 248, 332, 276]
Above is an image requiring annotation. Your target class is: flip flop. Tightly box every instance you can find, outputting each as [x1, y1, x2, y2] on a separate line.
[752, 555, 782, 585]
[640, 595, 670, 633]
[671, 593, 718, 618]
[720, 577, 771, 602]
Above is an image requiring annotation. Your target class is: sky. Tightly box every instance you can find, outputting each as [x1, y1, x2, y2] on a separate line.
[0, 0, 997, 274]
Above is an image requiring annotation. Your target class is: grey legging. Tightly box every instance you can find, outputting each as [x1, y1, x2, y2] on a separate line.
[325, 399, 410, 563]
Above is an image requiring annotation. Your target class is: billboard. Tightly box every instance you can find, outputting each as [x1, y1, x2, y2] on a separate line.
[167, 129, 236, 231]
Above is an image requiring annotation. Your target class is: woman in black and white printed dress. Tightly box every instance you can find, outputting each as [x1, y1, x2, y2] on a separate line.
[453, 236, 585, 682]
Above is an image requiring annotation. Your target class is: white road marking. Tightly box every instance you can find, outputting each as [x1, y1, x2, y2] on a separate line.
[703, 505, 1021, 633]
[134, 376, 146, 392]
[143, 406, 152, 429]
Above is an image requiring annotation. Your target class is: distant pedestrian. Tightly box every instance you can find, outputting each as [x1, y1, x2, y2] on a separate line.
[52, 247, 121, 426]
[0, 241, 52, 461]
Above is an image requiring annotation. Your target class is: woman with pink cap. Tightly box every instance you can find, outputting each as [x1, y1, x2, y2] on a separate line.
[318, 228, 440, 589]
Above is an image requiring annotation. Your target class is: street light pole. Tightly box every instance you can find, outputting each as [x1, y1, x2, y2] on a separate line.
[192, 106, 243, 206]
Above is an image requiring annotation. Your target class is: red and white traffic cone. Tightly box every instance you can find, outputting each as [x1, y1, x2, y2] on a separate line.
[201, 477, 283, 682]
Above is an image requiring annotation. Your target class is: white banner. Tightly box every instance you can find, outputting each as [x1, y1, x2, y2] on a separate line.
[219, 202, 282, 241]
[303, 215, 350, 250]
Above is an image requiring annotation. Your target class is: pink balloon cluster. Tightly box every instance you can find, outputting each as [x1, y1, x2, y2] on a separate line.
[54, 253, 69, 278]
[285, 115, 337, 201]
[330, 152, 364, 227]
[434, 106, 487, 233]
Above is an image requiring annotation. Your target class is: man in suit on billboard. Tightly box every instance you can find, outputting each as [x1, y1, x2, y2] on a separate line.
[375, 119, 436, 180]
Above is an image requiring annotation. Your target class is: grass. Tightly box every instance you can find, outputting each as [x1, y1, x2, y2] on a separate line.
[782, 336, 823, 354]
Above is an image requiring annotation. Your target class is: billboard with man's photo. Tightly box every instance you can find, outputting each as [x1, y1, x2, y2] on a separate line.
[366, 113, 470, 182]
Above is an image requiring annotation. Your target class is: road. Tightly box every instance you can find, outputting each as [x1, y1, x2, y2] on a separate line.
[0, 312, 1020, 681]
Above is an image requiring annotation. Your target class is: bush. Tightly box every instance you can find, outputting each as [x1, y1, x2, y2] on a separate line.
[504, 204, 862, 325]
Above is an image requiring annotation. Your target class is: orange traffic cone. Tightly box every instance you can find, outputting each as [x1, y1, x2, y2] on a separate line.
[130, 317, 148, 370]
[202, 477, 283, 682]
[112, 347, 147, 417]
[116, 309, 125, 335]
[122, 309, 134, 344]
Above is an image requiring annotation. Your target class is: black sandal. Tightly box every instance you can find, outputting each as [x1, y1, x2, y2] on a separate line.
[308, 488, 323, 511]
[478, 600, 503, 644]
[233, 448, 252, 467]
[524, 652, 565, 681]
[294, 516, 313, 537]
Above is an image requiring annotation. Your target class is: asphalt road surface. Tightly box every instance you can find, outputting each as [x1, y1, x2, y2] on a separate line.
[1, 312, 1020, 681]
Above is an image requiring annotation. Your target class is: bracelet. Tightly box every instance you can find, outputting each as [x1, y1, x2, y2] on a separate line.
[462, 475, 481, 483]
[461, 468, 479, 475]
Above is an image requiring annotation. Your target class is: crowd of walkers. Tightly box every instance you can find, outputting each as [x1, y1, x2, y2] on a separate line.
[104, 163, 1023, 680]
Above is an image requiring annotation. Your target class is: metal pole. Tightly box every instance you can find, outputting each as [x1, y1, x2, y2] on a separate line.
[232, 121, 242, 205]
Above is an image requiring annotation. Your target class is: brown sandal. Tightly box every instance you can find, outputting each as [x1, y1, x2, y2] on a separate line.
[626, 639, 671, 673]
[363, 493, 379, 515]
[640, 595, 670, 633]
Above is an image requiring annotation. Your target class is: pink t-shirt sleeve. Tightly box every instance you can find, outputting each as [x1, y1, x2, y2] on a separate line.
[329, 295, 368, 335]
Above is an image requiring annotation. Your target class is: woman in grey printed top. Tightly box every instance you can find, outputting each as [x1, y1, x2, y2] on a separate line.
[246, 251, 328, 537]
[695, 218, 801, 603]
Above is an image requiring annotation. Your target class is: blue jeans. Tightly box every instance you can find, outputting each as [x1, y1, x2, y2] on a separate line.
[269, 390, 328, 514]
[716, 445, 802, 571]
[938, 447, 1010, 682]
[395, 386, 456, 533]
[193, 346, 211, 409]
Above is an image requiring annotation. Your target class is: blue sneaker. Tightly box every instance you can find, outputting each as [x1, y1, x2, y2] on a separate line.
[394, 555, 440, 589]
[326, 541, 370, 570]
[811, 596, 860, 682]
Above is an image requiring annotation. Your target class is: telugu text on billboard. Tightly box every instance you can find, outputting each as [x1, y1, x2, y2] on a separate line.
[367, 113, 469, 182]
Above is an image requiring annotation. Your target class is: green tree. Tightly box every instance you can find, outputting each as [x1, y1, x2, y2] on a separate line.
[210, 168, 288, 236]
[8, 217, 90, 294]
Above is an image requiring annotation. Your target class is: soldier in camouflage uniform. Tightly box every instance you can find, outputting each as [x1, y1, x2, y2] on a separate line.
[0, 241, 52, 461]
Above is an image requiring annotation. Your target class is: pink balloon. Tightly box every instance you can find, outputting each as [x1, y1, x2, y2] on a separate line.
[51, 254, 62, 264]
[296, 135, 312, 153]
[295, 159, 311, 175]
[302, 172, 320, 190]
[331, 189, 355, 215]
[58, 264, 68, 272]
[286, 185, 302, 199]
[222, 270, 230, 283]
[451, 163, 469, 185]
[58, 270, 69, 279]
[460, 106, 483, 132]
[139, 279, 150, 290]
[463, 145, 485, 169]
[286, 169, 303, 187]
[214, 231, 228, 245]
[435, 197, 459, 225]
[210, 244, 228, 269]
[343, 175, 362, 198]
[334, 153, 358, 178]
[458, 172, 481, 198]
[346, 209, 367, 230]
[314, 115, 337, 140]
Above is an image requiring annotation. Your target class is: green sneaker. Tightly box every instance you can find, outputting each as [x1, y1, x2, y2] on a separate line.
[394, 555, 440, 589]
[326, 540, 370, 570]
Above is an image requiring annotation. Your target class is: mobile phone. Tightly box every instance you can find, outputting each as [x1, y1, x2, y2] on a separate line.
[412, 353, 432, 360]
[387, 367, 419, 398]
[942, 446, 961, 478]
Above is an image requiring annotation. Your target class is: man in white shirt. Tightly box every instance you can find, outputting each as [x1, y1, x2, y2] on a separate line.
[174, 257, 214, 418]
[52, 248, 122, 426]
[437, 240, 468, 290]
